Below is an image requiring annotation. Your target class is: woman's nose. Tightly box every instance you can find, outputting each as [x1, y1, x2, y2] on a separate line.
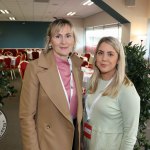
[60, 36, 67, 43]
[102, 53, 107, 60]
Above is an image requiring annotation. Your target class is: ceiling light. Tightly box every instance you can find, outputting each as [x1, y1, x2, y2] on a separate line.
[9, 17, 16, 21]
[67, 12, 76, 16]
[88, 1, 94, 5]
[67, 12, 72, 16]
[0, 9, 10, 14]
[82, 0, 93, 6]
[71, 12, 76, 16]
[4, 10, 9, 14]
[0, 10, 5, 14]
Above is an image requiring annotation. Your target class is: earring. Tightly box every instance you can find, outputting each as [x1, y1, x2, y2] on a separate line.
[49, 43, 52, 49]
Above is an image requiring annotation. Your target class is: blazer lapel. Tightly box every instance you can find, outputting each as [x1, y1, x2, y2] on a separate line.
[37, 51, 72, 122]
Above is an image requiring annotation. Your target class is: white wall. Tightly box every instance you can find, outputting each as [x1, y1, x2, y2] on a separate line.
[147, 19, 150, 59]
[83, 11, 117, 27]
[68, 0, 150, 57]
[68, 18, 84, 54]
[104, 0, 149, 45]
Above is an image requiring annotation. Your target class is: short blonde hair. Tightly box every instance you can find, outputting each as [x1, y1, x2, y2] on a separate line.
[89, 36, 131, 97]
[44, 18, 76, 53]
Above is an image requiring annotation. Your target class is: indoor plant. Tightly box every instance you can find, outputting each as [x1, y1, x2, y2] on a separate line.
[124, 42, 150, 150]
[0, 62, 17, 108]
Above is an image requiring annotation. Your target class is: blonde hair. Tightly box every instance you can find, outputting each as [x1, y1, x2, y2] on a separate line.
[44, 18, 76, 53]
[89, 36, 131, 97]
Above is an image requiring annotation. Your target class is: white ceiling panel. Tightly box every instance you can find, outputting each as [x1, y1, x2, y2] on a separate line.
[0, 0, 102, 21]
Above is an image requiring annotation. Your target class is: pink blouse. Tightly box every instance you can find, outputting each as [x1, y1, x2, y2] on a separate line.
[55, 55, 78, 119]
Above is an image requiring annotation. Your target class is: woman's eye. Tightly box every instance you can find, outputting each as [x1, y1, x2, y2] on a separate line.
[66, 34, 72, 38]
[108, 53, 113, 56]
[97, 51, 103, 55]
[55, 35, 60, 38]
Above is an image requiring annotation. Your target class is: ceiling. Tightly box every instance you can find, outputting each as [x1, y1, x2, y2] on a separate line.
[0, 0, 102, 22]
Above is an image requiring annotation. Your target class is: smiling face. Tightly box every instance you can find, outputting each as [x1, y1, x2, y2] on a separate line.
[50, 24, 75, 60]
[96, 42, 119, 80]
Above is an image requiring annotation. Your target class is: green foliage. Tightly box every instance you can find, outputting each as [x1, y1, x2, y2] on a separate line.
[0, 62, 17, 108]
[124, 42, 150, 150]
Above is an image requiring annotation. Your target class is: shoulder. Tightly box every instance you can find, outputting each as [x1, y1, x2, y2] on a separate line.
[118, 83, 140, 103]
[118, 83, 140, 118]
[27, 51, 53, 70]
[26, 52, 47, 75]
[24, 60, 39, 80]
[26, 59, 38, 70]
[121, 83, 138, 95]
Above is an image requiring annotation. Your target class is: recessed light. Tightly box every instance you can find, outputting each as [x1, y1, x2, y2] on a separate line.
[82, 0, 93, 6]
[0, 10, 5, 14]
[9, 17, 16, 21]
[0, 9, 10, 14]
[4, 10, 9, 14]
[67, 12, 76, 16]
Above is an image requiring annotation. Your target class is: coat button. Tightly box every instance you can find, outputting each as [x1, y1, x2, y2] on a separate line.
[46, 124, 51, 129]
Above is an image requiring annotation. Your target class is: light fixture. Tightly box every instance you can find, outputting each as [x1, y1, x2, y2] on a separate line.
[67, 12, 76, 16]
[0, 10, 5, 14]
[4, 10, 9, 14]
[82, 0, 93, 6]
[87, 1, 94, 5]
[0, 9, 10, 14]
[9, 17, 16, 21]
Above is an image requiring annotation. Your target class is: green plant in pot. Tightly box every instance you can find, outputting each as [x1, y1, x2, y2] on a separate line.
[0, 62, 17, 108]
[124, 42, 150, 150]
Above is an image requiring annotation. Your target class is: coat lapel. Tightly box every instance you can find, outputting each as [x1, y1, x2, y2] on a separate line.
[71, 55, 83, 122]
[37, 51, 72, 122]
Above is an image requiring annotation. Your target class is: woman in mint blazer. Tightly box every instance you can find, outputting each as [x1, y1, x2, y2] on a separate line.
[83, 36, 140, 150]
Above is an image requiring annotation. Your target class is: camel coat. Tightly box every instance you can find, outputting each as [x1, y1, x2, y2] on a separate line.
[19, 51, 83, 150]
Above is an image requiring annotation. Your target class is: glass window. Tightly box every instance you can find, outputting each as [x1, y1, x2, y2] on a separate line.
[85, 24, 122, 54]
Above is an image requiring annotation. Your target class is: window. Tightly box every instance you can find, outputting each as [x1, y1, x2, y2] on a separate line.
[85, 24, 122, 54]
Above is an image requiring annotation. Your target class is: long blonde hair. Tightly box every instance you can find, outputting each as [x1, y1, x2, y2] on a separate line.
[44, 18, 76, 54]
[89, 36, 131, 97]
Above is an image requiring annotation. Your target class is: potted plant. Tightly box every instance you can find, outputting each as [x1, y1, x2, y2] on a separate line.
[124, 42, 150, 150]
[0, 62, 17, 107]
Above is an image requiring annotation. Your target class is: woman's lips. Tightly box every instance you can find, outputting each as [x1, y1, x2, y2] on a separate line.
[60, 47, 67, 50]
[100, 64, 107, 67]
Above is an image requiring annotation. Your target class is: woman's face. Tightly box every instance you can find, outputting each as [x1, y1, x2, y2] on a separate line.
[51, 24, 75, 59]
[96, 42, 119, 80]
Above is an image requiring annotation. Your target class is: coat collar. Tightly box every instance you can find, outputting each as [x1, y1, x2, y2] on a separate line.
[36, 51, 83, 123]
[37, 51, 82, 69]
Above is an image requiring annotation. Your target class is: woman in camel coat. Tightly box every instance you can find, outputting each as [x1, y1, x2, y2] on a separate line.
[19, 19, 83, 150]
